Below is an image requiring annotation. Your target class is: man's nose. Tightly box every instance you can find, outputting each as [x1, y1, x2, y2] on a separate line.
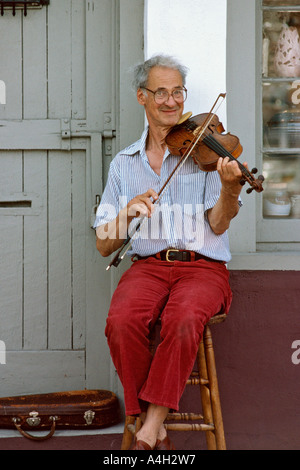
[165, 94, 177, 106]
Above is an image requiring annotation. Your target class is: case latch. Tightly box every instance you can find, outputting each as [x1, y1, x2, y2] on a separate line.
[26, 411, 41, 427]
[84, 410, 95, 425]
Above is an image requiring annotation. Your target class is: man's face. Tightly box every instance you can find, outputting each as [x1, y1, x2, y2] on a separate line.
[137, 66, 184, 130]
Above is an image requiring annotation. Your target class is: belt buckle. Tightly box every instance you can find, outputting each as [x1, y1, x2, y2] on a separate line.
[166, 249, 179, 262]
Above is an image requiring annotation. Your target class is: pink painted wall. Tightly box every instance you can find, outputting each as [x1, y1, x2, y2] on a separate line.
[178, 271, 300, 450]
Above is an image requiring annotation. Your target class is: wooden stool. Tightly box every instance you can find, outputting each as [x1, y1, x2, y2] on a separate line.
[121, 313, 227, 450]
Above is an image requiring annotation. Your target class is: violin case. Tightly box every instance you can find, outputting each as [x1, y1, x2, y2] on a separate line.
[0, 390, 121, 441]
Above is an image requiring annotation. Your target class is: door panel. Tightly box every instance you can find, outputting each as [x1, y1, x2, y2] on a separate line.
[23, 8, 47, 119]
[48, 151, 73, 350]
[23, 151, 48, 350]
[0, 13, 22, 119]
[48, 1, 72, 119]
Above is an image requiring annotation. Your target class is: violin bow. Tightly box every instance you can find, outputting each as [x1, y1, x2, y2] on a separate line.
[106, 93, 226, 270]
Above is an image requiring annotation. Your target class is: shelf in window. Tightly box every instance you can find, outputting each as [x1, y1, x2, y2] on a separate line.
[263, 215, 300, 220]
[262, 77, 300, 82]
[263, 148, 300, 154]
[262, 6, 300, 12]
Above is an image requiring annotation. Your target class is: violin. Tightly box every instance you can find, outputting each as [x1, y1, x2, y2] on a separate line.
[165, 112, 264, 194]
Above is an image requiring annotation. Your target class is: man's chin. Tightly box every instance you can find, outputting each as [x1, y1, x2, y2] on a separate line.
[161, 112, 182, 127]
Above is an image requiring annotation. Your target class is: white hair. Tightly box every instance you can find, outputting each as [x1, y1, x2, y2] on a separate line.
[132, 54, 189, 91]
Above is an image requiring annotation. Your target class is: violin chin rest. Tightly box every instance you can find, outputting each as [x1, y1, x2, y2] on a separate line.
[177, 112, 192, 125]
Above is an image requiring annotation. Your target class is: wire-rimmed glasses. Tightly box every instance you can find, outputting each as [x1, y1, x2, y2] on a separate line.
[141, 86, 187, 104]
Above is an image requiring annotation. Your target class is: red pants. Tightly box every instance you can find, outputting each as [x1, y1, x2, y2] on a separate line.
[105, 257, 232, 416]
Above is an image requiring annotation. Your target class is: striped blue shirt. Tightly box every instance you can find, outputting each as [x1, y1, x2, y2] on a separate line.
[94, 127, 241, 262]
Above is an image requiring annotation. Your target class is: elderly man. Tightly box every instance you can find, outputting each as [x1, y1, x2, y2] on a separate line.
[94, 55, 244, 450]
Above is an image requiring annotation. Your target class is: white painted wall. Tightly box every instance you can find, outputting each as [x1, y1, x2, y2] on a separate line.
[145, 0, 227, 126]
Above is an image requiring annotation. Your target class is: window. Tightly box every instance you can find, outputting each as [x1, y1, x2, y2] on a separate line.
[226, 0, 300, 268]
[258, 0, 300, 247]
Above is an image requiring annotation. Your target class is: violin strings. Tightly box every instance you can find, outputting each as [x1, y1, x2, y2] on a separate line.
[203, 134, 252, 179]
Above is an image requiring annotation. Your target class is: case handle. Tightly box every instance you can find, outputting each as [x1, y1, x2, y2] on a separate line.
[12, 415, 57, 441]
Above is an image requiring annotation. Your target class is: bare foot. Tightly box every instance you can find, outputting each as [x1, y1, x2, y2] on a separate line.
[156, 424, 167, 442]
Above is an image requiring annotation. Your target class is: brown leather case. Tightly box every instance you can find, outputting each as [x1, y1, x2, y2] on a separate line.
[0, 390, 121, 441]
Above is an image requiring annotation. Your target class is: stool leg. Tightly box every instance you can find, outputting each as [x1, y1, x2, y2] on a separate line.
[204, 325, 226, 450]
[121, 416, 144, 450]
[135, 416, 143, 433]
[197, 336, 217, 450]
[121, 416, 135, 450]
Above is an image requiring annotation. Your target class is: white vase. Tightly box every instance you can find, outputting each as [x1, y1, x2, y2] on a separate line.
[274, 25, 300, 77]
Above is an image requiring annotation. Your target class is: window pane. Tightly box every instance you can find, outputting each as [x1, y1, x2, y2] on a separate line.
[263, 155, 300, 218]
[262, 5, 300, 221]
[263, 82, 300, 148]
[263, 11, 300, 78]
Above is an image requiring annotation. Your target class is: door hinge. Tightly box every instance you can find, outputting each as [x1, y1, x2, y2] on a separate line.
[103, 113, 116, 156]
[102, 130, 116, 139]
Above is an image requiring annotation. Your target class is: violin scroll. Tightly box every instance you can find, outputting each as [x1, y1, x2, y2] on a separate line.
[244, 172, 265, 194]
[238, 166, 264, 194]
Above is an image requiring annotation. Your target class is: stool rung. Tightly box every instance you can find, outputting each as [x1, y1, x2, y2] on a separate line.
[165, 423, 215, 432]
[186, 377, 209, 385]
[166, 412, 203, 421]
[188, 371, 209, 385]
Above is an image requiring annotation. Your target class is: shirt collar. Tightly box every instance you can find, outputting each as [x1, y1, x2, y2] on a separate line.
[120, 127, 149, 157]
[121, 126, 170, 162]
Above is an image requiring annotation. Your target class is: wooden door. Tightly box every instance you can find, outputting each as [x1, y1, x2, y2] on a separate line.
[0, 0, 144, 397]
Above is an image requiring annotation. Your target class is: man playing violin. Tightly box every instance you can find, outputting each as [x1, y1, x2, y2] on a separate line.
[94, 55, 245, 450]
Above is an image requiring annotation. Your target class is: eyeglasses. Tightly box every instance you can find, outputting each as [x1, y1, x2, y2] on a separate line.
[141, 86, 187, 104]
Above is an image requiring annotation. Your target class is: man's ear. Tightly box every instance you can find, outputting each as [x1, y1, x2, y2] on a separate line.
[137, 88, 146, 105]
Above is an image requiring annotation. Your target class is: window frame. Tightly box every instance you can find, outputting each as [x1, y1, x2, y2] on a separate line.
[227, 0, 300, 270]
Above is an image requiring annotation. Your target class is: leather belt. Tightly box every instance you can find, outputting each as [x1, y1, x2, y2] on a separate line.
[134, 249, 225, 264]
